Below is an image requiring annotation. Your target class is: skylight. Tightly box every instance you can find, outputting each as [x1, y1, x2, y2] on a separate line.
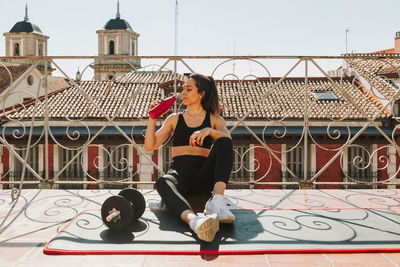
[312, 91, 339, 101]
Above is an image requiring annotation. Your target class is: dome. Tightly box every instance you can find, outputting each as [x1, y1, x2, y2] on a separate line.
[103, 17, 132, 30]
[9, 5, 42, 34]
[103, 1, 133, 31]
[9, 20, 42, 33]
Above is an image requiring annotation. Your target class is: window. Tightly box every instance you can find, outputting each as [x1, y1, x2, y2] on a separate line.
[229, 145, 252, 189]
[284, 145, 304, 189]
[312, 91, 339, 101]
[14, 43, 20, 56]
[13, 146, 39, 188]
[102, 146, 129, 189]
[346, 145, 376, 189]
[58, 148, 85, 189]
[27, 75, 34, 86]
[109, 40, 115, 55]
[38, 43, 43, 56]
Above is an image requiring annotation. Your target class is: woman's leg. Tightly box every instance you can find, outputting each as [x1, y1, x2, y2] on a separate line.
[195, 137, 233, 192]
[155, 173, 192, 218]
[155, 172, 219, 242]
[196, 137, 235, 223]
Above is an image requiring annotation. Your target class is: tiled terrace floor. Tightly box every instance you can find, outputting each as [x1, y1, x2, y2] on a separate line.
[1, 189, 400, 266]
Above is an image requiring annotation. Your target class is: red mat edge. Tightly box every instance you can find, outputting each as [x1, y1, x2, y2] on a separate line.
[44, 247, 400, 255]
[43, 207, 400, 255]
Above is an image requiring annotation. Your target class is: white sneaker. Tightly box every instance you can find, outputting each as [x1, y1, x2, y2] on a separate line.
[205, 194, 235, 224]
[189, 213, 219, 242]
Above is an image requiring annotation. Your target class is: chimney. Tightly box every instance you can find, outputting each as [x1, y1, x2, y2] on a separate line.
[395, 32, 400, 53]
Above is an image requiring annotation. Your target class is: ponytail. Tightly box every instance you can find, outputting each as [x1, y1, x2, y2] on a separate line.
[189, 73, 221, 114]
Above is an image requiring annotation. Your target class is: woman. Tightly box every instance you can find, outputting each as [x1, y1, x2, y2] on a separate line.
[144, 73, 234, 243]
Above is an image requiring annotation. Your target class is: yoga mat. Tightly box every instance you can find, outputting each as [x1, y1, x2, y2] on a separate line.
[44, 208, 400, 255]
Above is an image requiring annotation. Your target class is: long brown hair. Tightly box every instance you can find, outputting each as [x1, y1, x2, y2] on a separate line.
[189, 73, 221, 114]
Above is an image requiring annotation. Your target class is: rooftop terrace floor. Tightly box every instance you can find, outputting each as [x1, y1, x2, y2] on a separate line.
[2, 188, 400, 266]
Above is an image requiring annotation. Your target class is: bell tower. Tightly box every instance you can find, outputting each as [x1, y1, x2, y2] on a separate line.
[3, 4, 51, 74]
[93, 1, 141, 80]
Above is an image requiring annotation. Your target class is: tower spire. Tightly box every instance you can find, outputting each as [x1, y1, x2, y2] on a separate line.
[116, 0, 120, 19]
[24, 3, 28, 21]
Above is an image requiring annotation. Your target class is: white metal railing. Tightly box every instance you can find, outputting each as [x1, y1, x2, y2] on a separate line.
[0, 55, 400, 200]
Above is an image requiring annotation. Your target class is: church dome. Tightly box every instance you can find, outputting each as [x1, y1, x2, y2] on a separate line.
[9, 5, 42, 34]
[9, 20, 42, 33]
[102, 1, 133, 31]
[103, 18, 132, 30]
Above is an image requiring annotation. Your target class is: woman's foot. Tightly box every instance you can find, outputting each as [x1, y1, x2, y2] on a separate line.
[189, 213, 219, 242]
[205, 194, 235, 223]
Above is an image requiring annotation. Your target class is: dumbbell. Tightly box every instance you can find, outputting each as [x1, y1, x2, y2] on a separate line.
[101, 188, 146, 230]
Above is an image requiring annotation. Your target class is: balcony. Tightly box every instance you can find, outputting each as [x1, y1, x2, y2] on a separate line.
[1, 54, 400, 265]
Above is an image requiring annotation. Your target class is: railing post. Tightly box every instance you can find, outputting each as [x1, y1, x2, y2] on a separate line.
[173, 58, 178, 112]
[303, 59, 310, 189]
[41, 59, 51, 189]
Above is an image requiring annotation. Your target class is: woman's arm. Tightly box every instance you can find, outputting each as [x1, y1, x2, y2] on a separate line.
[189, 114, 231, 146]
[144, 114, 177, 151]
[209, 114, 231, 139]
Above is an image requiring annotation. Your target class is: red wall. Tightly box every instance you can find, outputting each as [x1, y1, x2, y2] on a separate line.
[1, 146, 9, 189]
[316, 144, 342, 189]
[254, 144, 281, 189]
[87, 145, 99, 189]
[397, 137, 400, 189]
[377, 145, 388, 189]
[42, 144, 54, 178]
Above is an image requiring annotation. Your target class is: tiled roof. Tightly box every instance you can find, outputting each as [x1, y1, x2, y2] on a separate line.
[4, 73, 184, 120]
[0, 64, 31, 93]
[344, 54, 400, 100]
[217, 77, 389, 119]
[1, 72, 389, 121]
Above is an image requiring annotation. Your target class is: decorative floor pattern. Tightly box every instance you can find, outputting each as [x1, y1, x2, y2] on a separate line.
[1, 189, 400, 266]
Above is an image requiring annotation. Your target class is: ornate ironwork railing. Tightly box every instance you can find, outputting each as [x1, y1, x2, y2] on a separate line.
[1, 54, 400, 200]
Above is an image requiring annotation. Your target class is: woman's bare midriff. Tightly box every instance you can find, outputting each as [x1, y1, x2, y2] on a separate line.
[172, 146, 210, 158]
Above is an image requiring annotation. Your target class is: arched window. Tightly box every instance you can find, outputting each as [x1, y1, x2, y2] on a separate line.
[109, 40, 115, 55]
[14, 43, 20, 56]
[38, 43, 43, 56]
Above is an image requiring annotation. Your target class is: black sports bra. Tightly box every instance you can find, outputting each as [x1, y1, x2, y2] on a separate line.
[172, 112, 213, 149]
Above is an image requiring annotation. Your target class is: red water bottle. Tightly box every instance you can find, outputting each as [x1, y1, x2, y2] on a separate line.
[149, 95, 177, 119]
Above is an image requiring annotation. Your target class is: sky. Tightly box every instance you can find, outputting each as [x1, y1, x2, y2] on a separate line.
[1, 0, 400, 79]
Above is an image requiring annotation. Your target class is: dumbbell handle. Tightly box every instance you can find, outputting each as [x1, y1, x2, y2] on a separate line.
[106, 208, 121, 222]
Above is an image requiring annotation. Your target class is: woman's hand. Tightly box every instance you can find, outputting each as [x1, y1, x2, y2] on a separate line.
[190, 127, 212, 147]
[149, 100, 169, 120]
[149, 100, 161, 110]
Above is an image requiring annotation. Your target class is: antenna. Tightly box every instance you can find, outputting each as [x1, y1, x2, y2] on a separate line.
[345, 28, 350, 54]
[174, 0, 179, 56]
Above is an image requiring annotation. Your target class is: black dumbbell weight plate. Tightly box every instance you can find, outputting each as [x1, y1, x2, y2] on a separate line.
[118, 188, 146, 221]
[101, 195, 133, 230]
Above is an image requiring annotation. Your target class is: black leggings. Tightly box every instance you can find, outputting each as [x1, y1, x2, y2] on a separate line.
[155, 137, 233, 217]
